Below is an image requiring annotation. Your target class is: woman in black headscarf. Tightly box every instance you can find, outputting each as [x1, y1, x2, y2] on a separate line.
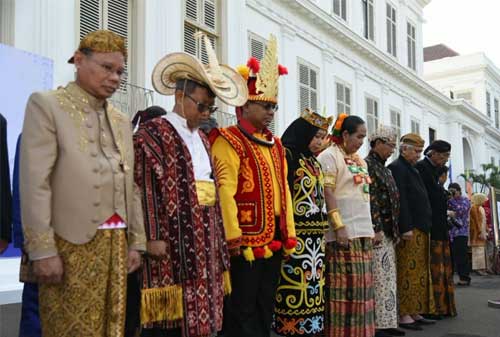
[273, 109, 333, 337]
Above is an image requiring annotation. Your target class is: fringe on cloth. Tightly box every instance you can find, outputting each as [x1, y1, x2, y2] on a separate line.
[140, 285, 183, 324]
[223, 270, 232, 295]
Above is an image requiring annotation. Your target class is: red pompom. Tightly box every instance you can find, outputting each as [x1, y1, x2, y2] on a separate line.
[247, 57, 260, 74]
[278, 64, 288, 75]
[253, 247, 265, 259]
[268, 240, 283, 252]
[284, 238, 297, 250]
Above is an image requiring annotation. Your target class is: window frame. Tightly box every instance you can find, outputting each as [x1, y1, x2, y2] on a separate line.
[386, 2, 397, 57]
[298, 58, 320, 114]
[486, 91, 491, 118]
[407, 20, 416, 70]
[333, 0, 347, 21]
[362, 0, 375, 42]
[365, 95, 379, 136]
[495, 97, 500, 129]
[411, 117, 421, 135]
[335, 80, 352, 115]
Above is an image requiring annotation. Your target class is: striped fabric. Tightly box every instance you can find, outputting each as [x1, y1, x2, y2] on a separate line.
[430, 240, 457, 316]
[325, 238, 375, 337]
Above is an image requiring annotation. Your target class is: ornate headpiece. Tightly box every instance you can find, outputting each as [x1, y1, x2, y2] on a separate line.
[151, 33, 248, 106]
[330, 113, 349, 144]
[369, 125, 397, 143]
[235, 34, 287, 104]
[68, 30, 127, 63]
[300, 108, 333, 131]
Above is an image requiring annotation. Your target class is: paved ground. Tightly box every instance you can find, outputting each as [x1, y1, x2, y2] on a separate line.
[403, 275, 500, 337]
[1, 275, 499, 337]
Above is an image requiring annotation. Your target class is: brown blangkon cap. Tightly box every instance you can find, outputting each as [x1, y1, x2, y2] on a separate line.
[68, 30, 127, 63]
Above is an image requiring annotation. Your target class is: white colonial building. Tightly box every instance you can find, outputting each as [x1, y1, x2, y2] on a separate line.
[424, 48, 500, 171]
[1, 0, 500, 328]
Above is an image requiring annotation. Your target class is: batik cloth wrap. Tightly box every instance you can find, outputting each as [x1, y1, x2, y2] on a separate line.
[396, 229, 436, 315]
[134, 117, 230, 337]
[39, 229, 127, 337]
[430, 240, 457, 316]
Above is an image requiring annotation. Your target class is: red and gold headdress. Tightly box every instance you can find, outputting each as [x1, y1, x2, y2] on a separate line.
[300, 108, 333, 131]
[331, 113, 348, 144]
[236, 34, 287, 104]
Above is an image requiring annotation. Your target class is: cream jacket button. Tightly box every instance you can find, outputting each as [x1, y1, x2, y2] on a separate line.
[93, 167, 99, 173]
[83, 107, 90, 113]
[93, 201, 100, 207]
[92, 218, 99, 224]
[87, 233, 94, 239]
[94, 184, 100, 189]
[91, 152, 98, 157]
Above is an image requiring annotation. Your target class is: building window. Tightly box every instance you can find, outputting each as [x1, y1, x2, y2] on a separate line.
[429, 127, 436, 143]
[248, 32, 267, 60]
[298, 60, 319, 113]
[79, 0, 130, 88]
[386, 3, 397, 57]
[495, 98, 500, 128]
[486, 91, 491, 117]
[333, 0, 347, 21]
[411, 118, 420, 135]
[184, 0, 218, 64]
[407, 21, 416, 70]
[366, 97, 379, 135]
[362, 0, 375, 41]
[390, 109, 401, 159]
[336, 82, 351, 115]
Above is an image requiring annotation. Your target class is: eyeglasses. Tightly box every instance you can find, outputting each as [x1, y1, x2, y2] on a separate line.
[88, 58, 126, 78]
[251, 101, 279, 112]
[185, 95, 218, 114]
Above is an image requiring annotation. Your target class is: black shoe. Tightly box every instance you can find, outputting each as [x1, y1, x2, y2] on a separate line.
[399, 322, 423, 331]
[375, 330, 393, 337]
[423, 314, 443, 320]
[382, 328, 406, 336]
[415, 318, 436, 325]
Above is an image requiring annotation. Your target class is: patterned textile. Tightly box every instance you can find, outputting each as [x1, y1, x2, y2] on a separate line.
[39, 229, 127, 337]
[430, 240, 457, 316]
[448, 196, 471, 241]
[273, 153, 328, 337]
[215, 124, 290, 248]
[372, 234, 398, 329]
[134, 117, 230, 336]
[472, 246, 487, 270]
[324, 238, 375, 337]
[365, 151, 400, 240]
[396, 229, 435, 316]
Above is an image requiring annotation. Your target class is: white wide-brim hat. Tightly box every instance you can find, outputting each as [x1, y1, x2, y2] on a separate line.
[151, 52, 248, 107]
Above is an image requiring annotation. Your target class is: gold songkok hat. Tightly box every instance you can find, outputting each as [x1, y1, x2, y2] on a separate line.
[400, 133, 425, 147]
[68, 30, 127, 63]
[369, 125, 397, 143]
[151, 33, 248, 106]
[300, 108, 333, 131]
[235, 34, 288, 104]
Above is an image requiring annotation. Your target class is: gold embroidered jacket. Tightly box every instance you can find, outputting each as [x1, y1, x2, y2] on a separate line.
[20, 82, 146, 260]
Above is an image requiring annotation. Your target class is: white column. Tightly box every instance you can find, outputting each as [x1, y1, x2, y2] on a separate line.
[448, 120, 464, 183]
[14, 0, 75, 87]
[278, 23, 297, 135]
[381, 84, 390, 125]
[321, 49, 334, 116]
[354, 69, 365, 120]
[143, 0, 182, 108]
[0, 0, 15, 46]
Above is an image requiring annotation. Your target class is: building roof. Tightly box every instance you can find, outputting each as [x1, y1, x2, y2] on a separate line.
[424, 44, 460, 62]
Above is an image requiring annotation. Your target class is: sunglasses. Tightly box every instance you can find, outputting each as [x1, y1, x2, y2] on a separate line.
[251, 101, 279, 112]
[185, 95, 218, 114]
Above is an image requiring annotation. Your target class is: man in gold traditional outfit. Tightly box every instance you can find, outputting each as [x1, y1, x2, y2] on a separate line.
[20, 30, 146, 337]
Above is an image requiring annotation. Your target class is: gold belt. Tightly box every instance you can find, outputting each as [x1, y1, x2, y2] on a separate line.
[195, 180, 216, 206]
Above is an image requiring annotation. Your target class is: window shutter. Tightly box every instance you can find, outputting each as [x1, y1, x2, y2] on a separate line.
[203, 0, 216, 31]
[186, 0, 198, 21]
[105, 0, 129, 90]
[79, 0, 101, 40]
[249, 36, 265, 60]
[184, 23, 198, 57]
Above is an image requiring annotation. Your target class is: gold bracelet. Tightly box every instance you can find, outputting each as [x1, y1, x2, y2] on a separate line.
[327, 208, 345, 231]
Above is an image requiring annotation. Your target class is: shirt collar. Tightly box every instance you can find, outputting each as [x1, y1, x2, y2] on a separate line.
[238, 118, 273, 140]
[166, 111, 199, 134]
[67, 82, 106, 110]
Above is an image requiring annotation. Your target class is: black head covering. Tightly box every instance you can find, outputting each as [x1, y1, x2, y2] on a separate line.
[424, 140, 451, 155]
[281, 117, 320, 158]
[131, 105, 167, 129]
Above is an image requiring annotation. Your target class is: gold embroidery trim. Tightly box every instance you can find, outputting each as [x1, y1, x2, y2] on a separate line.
[56, 89, 90, 152]
[323, 174, 336, 189]
[240, 157, 255, 193]
[23, 228, 56, 254]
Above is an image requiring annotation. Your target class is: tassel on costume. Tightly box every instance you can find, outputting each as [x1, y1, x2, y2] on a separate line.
[243, 246, 255, 262]
[253, 247, 265, 259]
[223, 270, 232, 295]
[140, 285, 183, 324]
[263, 245, 273, 259]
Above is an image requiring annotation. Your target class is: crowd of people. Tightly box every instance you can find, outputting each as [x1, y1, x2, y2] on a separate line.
[5, 29, 499, 337]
